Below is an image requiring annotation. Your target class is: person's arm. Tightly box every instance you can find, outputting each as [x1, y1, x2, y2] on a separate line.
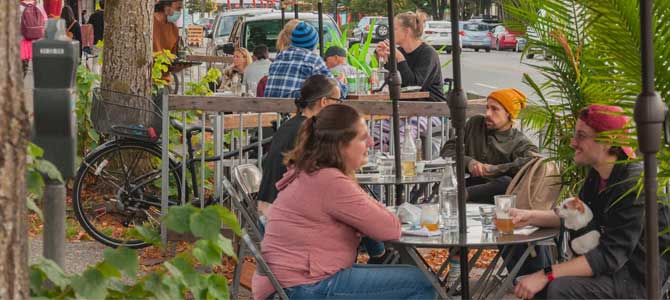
[323, 172, 401, 241]
[440, 117, 475, 170]
[488, 138, 538, 176]
[313, 56, 348, 97]
[509, 208, 561, 228]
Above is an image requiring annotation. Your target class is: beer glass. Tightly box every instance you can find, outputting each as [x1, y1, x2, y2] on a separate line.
[420, 204, 440, 231]
[494, 195, 516, 234]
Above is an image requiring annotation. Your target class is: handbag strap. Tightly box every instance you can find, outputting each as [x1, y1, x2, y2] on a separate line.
[67, 21, 76, 32]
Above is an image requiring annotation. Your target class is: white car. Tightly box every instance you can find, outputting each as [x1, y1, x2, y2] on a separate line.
[206, 8, 273, 57]
[423, 21, 454, 53]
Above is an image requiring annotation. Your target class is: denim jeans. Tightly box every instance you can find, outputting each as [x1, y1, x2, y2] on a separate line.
[283, 264, 437, 299]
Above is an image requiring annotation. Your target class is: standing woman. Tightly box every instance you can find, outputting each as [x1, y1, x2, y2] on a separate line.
[375, 11, 446, 102]
[61, 5, 82, 55]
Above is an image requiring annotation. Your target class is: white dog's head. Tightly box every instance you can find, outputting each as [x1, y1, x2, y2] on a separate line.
[554, 197, 593, 230]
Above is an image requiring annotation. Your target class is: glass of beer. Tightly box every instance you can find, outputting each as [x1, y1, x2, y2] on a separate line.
[420, 204, 440, 231]
[494, 195, 516, 234]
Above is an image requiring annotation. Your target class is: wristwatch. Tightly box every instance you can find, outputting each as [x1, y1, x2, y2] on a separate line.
[543, 266, 555, 282]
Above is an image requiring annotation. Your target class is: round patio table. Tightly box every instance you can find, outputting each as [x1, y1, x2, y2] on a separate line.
[386, 204, 559, 300]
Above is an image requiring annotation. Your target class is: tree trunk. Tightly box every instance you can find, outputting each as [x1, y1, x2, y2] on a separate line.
[0, 1, 31, 299]
[101, 0, 153, 97]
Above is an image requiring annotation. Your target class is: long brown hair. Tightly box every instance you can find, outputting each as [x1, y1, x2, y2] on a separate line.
[276, 19, 301, 52]
[284, 104, 362, 175]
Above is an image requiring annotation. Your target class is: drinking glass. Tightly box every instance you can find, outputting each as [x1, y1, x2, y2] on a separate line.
[420, 204, 440, 231]
[494, 195, 516, 234]
[376, 157, 395, 177]
[479, 206, 495, 231]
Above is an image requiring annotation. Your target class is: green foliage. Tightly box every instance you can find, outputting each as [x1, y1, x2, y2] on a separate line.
[325, 21, 377, 76]
[185, 68, 222, 96]
[30, 204, 241, 299]
[26, 143, 64, 218]
[75, 64, 101, 158]
[152, 50, 177, 94]
[186, 0, 217, 13]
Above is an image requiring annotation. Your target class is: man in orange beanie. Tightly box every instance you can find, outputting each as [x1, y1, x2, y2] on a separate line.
[440, 88, 544, 288]
[441, 87, 537, 203]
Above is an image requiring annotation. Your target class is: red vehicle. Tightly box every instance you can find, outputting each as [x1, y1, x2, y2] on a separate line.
[491, 25, 521, 51]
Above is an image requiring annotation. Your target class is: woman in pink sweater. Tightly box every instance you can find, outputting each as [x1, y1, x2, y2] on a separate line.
[252, 104, 436, 299]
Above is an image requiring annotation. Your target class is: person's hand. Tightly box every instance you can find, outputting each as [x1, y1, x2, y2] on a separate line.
[468, 161, 491, 177]
[395, 48, 406, 62]
[336, 72, 347, 84]
[509, 208, 533, 228]
[375, 40, 390, 61]
[514, 271, 549, 300]
[257, 201, 272, 217]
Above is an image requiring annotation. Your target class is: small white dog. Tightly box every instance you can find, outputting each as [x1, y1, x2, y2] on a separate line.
[554, 197, 600, 255]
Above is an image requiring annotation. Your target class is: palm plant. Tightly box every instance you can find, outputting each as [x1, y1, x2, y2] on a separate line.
[503, 0, 670, 201]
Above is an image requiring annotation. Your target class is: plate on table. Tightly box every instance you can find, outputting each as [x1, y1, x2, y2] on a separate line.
[356, 173, 379, 180]
[424, 158, 450, 169]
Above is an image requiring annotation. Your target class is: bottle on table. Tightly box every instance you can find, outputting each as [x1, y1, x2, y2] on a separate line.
[401, 124, 417, 177]
[439, 159, 458, 231]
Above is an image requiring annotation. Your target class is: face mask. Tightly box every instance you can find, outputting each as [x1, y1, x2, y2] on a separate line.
[167, 10, 181, 23]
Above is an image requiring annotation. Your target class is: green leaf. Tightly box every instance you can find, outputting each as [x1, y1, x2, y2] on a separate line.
[206, 274, 229, 300]
[31, 259, 70, 290]
[193, 239, 224, 267]
[34, 159, 64, 183]
[208, 205, 241, 236]
[143, 273, 183, 300]
[129, 224, 162, 247]
[71, 268, 108, 300]
[28, 143, 45, 158]
[215, 235, 237, 259]
[96, 261, 122, 278]
[103, 247, 139, 279]
[165, 255, 200, 289]
[166, 205, 198, 233]
[26, 195, 43, 219]
[190, 207, 221, 240]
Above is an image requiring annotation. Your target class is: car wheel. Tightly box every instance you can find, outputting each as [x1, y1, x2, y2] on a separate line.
[496, 40, 500, 51]
[526, 53, 535, 59]
[485, 47, 491, 53]
[475, 48, 480, 52]
[446, 48, 452, 54]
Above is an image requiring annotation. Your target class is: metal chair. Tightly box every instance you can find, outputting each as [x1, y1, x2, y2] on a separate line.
[232, 164, 263, 223]
[242, 229, 289, 300]
[222, 177, 276, 300]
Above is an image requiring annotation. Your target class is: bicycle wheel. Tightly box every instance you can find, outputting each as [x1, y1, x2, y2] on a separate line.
[73, 139, 183, 248]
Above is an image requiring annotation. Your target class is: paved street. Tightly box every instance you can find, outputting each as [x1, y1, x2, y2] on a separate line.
[440, 48, 547, 99]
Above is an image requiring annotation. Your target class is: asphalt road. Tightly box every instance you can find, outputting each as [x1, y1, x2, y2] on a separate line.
[439, 48, 548, 99]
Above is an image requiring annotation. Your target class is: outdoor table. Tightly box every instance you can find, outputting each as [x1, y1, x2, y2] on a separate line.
[346, 91, 430, 101]
[356, 172, 443, 205]
[386, 204, 559, 300]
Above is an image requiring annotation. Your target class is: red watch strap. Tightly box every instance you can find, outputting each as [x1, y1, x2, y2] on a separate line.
[546, 272, 555, 282]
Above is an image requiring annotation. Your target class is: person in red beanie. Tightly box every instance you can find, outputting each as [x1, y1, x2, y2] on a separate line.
[510, 104, 670, 299]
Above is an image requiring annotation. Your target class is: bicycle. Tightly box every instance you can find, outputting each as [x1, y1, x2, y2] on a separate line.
[72, 88, 272, 248]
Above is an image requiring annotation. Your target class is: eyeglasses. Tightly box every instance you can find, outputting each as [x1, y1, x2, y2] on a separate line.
[571, 131, 597, 142]
[326, 96, 343, 103]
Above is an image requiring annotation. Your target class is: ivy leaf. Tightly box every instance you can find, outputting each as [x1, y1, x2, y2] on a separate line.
[96, 261, 121, 278]
[31, 259, 70, 290]
[215, 235, 237, 260]
[206, 274, 229, 300]
[209, 205, 241, 236]
[165, 255, 199, 289]
[143, 273, 183, 300]
[103, 247, 138, 279]
[192, 239, 223, 267]
[190, 207, 221, 240]
[27, 195, 43, 219]
[34, 159, 64, 183]
[129, 225, 162, 248]
[166, 205, 197, 233]
[71, 268, 108, 300]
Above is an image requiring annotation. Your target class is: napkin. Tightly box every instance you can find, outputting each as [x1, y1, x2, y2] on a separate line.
[514, 226, 539, 235]
[402, 227, 442, 237]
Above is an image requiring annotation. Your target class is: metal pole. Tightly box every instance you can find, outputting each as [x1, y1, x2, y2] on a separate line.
[161, 89, 170, 247]
[635, 0, 666, 298]
[448, 0, 470, 298]
[43, 179, 65, 267]
[294, 1, 299, 19]
[318, 1, 324, 57]
[281, 0, 285, 26]
[386, 0, 403, 205]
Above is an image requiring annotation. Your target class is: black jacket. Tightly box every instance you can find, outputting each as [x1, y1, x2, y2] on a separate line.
[577, 161, 669, 298]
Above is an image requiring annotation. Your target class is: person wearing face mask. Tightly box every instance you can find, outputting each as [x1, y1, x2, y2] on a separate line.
[153, 0, 183, 54]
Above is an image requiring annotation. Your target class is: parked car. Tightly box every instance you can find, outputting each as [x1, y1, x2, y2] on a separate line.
[491, 25, 519, 51]
[423, 20, 453, 53]
[351, 16, 389, 44]
[459, 22, 492, 52]
[223, 12, 342, 57]
[206, 8, 273, 57]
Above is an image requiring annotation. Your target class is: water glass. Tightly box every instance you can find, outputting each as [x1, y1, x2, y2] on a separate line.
[377, 157, 395, 177]
[439, 188, 458, 232]
[479, 206, 495, 231]
[494, 195, 516, 234]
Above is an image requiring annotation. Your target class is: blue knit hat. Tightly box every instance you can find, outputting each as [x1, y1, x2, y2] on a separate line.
[291, 22, 318, 50]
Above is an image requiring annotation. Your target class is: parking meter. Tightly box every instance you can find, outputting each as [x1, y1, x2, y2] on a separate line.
[32, 19, 79, 178]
